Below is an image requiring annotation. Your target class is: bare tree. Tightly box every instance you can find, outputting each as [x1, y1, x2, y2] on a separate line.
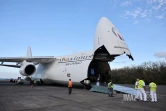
[111, 61, 166, 85]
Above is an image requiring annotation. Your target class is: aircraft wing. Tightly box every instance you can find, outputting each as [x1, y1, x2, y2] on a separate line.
[0, 56, 55, 63]
[0, 47, 56, 68]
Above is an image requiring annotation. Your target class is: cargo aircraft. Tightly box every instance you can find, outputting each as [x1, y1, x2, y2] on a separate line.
[0, 17, 134, 86]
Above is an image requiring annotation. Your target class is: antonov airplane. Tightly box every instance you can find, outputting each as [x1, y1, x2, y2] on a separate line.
[0, 17, 134, 86]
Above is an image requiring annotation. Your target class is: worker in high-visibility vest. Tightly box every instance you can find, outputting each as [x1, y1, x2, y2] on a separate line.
[108, 80, 114, 97]
[135, 78, 141, 100]
[68, 79, 72, 95]
[149, 81, 157, 102]
[34, 79, 37, 86]
[137, 79, 147, 101]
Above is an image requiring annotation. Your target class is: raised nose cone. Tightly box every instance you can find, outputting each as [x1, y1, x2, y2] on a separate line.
[93, 17, 134, 61]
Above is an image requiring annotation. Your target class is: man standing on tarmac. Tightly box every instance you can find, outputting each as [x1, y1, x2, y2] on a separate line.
[30, 79, 33, 88]
[68, 79, 72, 95]
[149, 81, 157, 102]
[34, 79, 37, 86]
[137, 79, 147, 101]
[135, 78, 141, 100]
[108, 80, 114, 97]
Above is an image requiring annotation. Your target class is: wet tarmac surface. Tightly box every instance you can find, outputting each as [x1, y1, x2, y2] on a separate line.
[0, 82, 165, 111]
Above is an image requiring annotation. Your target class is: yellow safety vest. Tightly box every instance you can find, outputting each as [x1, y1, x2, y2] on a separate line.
[34, 80, 36, 84]
[150, 82, 157, 91]
[138, 80, 144, 88]
[108, 82, 114, 88]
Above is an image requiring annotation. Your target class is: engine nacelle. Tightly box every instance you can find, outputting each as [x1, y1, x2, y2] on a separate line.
[19, 63, 36, 76]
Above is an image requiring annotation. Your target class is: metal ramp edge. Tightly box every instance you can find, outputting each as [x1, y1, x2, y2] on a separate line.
[89, 84, 137, 95]
[89, 85, 109, 94]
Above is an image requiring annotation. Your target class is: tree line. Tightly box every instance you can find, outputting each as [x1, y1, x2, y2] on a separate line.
[111, 61, 166, 85]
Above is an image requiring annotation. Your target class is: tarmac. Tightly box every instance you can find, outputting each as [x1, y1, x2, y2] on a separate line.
[0, 82, 165, 111]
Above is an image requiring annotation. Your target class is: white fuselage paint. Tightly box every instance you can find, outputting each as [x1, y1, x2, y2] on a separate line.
[32, 51, 94, 85]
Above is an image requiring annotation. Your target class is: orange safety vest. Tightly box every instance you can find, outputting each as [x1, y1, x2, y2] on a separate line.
[68, 81, 72, 87]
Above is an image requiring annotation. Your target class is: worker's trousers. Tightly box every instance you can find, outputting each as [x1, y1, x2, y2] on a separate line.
[138, 88, 147, 101]
[68, 87, 72, 94]
[108, 88, 113, 97]
[135, 89, 141, 99]
[150, 91, 157, 102]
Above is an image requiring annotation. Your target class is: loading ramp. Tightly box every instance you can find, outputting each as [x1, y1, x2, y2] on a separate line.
[90, 84, 136, 95]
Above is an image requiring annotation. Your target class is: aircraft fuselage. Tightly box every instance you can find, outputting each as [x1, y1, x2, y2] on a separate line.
[33, 51, 94, 86]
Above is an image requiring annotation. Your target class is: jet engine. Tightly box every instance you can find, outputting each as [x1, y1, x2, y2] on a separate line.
[19, 63, 36, 76]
